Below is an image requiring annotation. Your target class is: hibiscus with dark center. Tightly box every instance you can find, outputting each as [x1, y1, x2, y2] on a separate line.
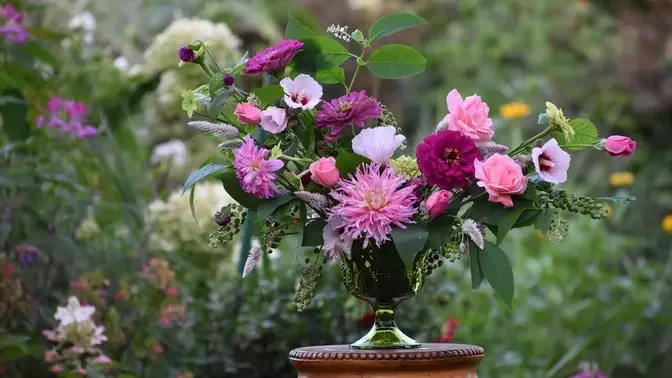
[416, 130, 481, 190]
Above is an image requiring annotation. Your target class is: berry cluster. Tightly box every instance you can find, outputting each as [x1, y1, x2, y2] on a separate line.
[547, 190, 607, 219]
[208, 204, 246, 248]
[294, 259, 323, 312]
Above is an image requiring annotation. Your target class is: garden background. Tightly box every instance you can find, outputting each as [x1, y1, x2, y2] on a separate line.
[1, 0, 672, 377]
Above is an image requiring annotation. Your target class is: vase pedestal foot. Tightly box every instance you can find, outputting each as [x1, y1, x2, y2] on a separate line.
[289, 343, 484, 378]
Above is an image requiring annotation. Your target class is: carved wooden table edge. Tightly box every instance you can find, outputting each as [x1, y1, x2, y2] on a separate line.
[290, 343, 484, 377]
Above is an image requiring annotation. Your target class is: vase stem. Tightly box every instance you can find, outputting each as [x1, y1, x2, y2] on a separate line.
[350, 303, 420, 349]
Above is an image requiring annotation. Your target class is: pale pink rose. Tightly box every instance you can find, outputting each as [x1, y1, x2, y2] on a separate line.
[474, 154, 528, 208]
[93, 355, 112, 364]
[425, 190, 453, 217]
[532, 138, 570, 184]
[309, 157, 340, 187]
[604, 135, 636, 157]
[234, 103, 262, 124]
[165, 286, 180, 297]
[50, 364, 65, 373]
[443, 89, 494, 142]
[44, 350, 60, 363]
[260, 106, 288, 134]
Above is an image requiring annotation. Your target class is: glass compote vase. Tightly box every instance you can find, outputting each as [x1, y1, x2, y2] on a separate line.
[341, 239, 430, 349]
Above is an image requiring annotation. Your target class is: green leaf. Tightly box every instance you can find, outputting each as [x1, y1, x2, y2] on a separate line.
[367, 44, 426, 79]
[285, 13, 317, 39]
[497, 207, 525, 244]
[252, 85, 284, 103]
[0, 89, 29, 141]
[209, 72, 225, 95]
[218, 169, 261, 209]
[368, 12, 427, 41]
[293, 36, 352, 72]
[302, 219, 327, 246]
[426, 213, 457, 249]
[390, 225, 429, 268]
[25, 42, 59, 67]
[469, 244, 483, 289]
[230, 51, 249, 77]
[596, 195, 636, 204]
[255, 192, 295, 220]
[189, 185, 198, 224]
[512, 209, 541, 228]
[479, 241, 514, 308]
[183, 163, 228, 192]
[534, 209, 554, 233]
[315, 67, 346, 85]
[335, 150, 370, 176]
[553, 118, 599, 150]
[207, 89, 232, 120]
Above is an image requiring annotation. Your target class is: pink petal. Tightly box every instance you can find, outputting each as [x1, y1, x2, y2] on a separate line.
[446, 89, 463, 114]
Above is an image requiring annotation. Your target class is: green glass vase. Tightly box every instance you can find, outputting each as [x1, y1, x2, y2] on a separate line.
[341, 239, 427, 349]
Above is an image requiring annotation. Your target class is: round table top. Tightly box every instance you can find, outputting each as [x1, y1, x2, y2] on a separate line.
[289, 343, 484, 362]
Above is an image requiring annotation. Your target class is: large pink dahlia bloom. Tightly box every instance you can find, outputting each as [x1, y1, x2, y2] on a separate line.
[232, 136, 284, 199]
[416, 130, 481, 190]
[329, 164, 418, 247]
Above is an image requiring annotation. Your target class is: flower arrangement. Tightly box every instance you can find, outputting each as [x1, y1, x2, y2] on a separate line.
[181, 13, 636, 348]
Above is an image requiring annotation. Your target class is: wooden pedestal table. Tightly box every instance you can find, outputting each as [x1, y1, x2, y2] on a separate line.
[289, 343, 484, 378]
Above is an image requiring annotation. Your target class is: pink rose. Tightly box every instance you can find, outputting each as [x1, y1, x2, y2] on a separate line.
[443, 89, 494, 142]
[604, 135, 636, 157]
[425, 190, 453, 217]
[234, 103, 262, 124]
[310, 157, 340, 187]
[260, 106, 288, 134]
[474, 154, 528, 208]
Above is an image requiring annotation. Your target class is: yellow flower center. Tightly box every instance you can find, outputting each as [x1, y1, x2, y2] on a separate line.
[338, 101, 352, 112]
[365, 189, 387, 210]
[444, 148, 460, 164]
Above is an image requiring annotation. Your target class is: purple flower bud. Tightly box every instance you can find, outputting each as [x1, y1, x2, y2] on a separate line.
[224, 75, 234, 87]
[178, 46, 197, 63]
[214, 212, 231, 227]
[16, 244, 39, 266]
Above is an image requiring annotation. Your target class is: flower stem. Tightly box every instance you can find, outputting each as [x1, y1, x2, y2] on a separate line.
[558, 143, 596, 149]
[347, 50, 367, 93]
[508, 126, 553, 156]
[280, 155, 313, 164]
[199, 62, 215, 78]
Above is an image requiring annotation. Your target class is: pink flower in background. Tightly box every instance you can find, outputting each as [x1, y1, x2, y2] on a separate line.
[152, 343, 165, 356]
[93, 355, 112, 364]
[604, 135, 636, 157]
[158, 305, 187, 328]
[234, 103, 262, 124]
[74, 367, 88, 376]
[316, 90, 383, 139]
[329, 164, 417, 247]
[416, 130, 482, 190]
[352, 126, 405, 164]
[443, 89, 494, 142]
[244, 39, 303, 75]
[0, 4, 28, 45]
[50, 364, 65, 374]
[425, 190, 453, 217]
[532, 138, 571, 183]
[310, 157, 340, 187]
[44, 350, 59, 363]
[474, 154, 528, 207]
[260, 106, 288, 133]
[36, 97, 97, 139]
[280, 74, 323, 110]
[233, 136, 284, 199]
[436, 316, 459, 343]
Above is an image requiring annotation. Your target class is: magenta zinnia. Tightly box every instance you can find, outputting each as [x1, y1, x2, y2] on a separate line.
[316, 90, 383, 139]
[244, 39, 303, 76]
[233, 136, 284, 199]
[416, 130, 481, 190]
[329, 163, 418, 247]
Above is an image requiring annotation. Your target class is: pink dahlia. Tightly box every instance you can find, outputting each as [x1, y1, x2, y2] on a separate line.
[232, 136, 284, 199]
[316, 90, 383, 139]
[416, 130, 482, 190]
[244, 39, 303, 76]
[329, 164, 418, 247]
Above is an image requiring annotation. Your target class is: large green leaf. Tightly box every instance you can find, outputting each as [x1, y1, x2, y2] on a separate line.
[479, 241, 514, 308]
[315, 67, 346, 85]
[368, 12, 427, 41]
[496, 207, 525, 244]
[0, 90, 29, 141]
[367, 44, 426, 79]
[534, 209, 554, 234]
[469, 244, 483, 289]
[426, 213, 457, 249]
[293, 36, 352, 72]
[553, 118, 598, 150]
[218, 169, 261, 209]
[183, 162, 228, 192]
[390, 224, 429, 267]
[255, 192, 295, 220]
[285, 13, 316, 39]
[207, 89, 232, 120]
[209, 72, 225, 95]
[335, 150, 369, 176]
[302, 219, 327, 246]
[252, 85, 284, 104]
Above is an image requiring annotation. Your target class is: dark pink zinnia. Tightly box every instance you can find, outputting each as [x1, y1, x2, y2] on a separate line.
[316, 90, 383, 139]
[244, 39, 303, 76]
[416, 130, 481, 190]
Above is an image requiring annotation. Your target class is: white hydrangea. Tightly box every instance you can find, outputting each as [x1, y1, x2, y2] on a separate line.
[143, 18, 242, 73]
[151, 139, 188, 167]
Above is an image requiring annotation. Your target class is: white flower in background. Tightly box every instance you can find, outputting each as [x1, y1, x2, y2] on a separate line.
[113, 56, 130, 72]
[352, 126, 405, 164]
[151, 139, 188, 167]
[55, 297, 95, 326]
[348, 0, 384, 13]
[69, 12, 96, 44]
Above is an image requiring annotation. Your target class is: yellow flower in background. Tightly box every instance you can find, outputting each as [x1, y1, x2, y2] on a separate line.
[500, 102, 531, 120]
[609, 171, 635, 188]
[663, 215, 672, 234]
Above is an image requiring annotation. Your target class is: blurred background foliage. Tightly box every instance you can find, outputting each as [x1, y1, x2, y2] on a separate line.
[1, 0, 672, 377]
